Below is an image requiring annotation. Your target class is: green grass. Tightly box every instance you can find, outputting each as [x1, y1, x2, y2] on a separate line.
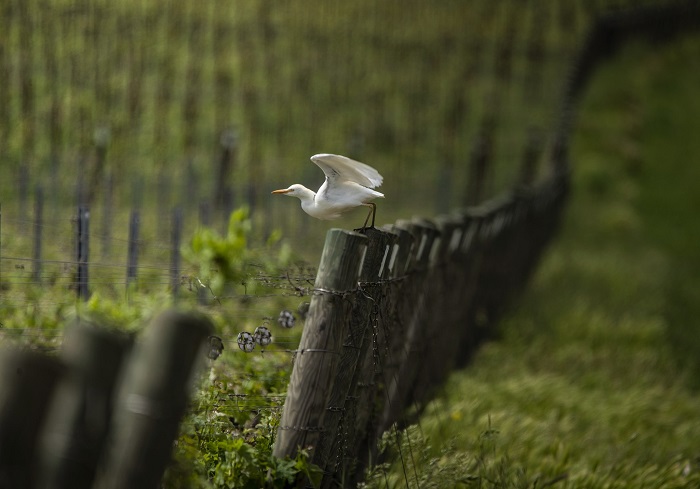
[366, 32, 700, 489]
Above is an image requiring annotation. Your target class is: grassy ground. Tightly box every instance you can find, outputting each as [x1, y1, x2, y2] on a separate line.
[365, 32, 700, 489]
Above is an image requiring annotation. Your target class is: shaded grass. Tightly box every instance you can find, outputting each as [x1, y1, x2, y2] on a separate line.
[365, 31, 700, 489]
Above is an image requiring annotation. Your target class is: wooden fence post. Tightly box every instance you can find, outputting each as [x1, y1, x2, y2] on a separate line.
[273, 229, 368, 461]
[380, 225, 414, 279]
[343, 228, 404, 483]
[94, 309, 213, 489]
[315, 227, 397, 486]
[378, 220, 439, 431]
[376, 225, 415, 434]
[126, 209, 140, 289]
[454, 209, 488, 367]
[453, 197, 522, 364]
[0, 349, 64, 489]
[411, 215, 469, 402]
[37, 322, 132, 489]
[76, 206, 90, 301]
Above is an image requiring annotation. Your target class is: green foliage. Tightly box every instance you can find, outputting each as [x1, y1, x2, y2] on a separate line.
[203, 439, 320, 489]
[183, 207, 292, 297]
[183, 208, 255, 296]
[0, 202, 308, 488]
[164, 377, 322, 488]
[80, 290, 172, 331]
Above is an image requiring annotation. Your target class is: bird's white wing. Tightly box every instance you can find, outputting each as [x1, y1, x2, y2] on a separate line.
[311, 154, 383, 189]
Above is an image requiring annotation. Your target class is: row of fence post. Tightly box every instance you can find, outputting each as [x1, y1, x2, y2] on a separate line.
[75, 205, 180, 301]
[12, 126, 238, 214]
[0, 309, 213, 489]
[273, 170, 568, 487]
[1, 197, 185, 300]
[270, 3, 700, 484]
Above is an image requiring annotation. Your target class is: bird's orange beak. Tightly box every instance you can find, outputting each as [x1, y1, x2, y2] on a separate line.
[271, 189, 291, 194]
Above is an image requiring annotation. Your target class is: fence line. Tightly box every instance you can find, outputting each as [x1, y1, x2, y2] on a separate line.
[270, 2, 700, 486]
[268, 170, 567, 486]
[0, 310, 213, 489]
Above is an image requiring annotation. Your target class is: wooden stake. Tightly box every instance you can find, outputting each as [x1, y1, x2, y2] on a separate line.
[315, 228, 397, 484]
[0, 349, 64, 489]
[126, 210, 140, 289]
[37, 322, 132, 489]
[273, 229, 367, 460]
[76, 206, 90, 301]
[94, 310, 213, 489]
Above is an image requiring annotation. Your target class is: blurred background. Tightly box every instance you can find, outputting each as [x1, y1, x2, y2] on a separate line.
[0, 0, 586, 257]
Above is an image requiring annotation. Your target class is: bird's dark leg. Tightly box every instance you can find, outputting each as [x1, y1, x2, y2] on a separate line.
[361, 205, 373, 229]
[360, 203, 376, 229]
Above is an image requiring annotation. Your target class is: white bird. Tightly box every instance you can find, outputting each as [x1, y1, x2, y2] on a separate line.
[272, 153, 384, 228]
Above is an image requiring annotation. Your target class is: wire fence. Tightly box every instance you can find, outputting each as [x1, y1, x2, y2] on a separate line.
[1, 0, 699, 487]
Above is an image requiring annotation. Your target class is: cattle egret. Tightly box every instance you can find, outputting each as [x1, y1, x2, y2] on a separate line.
[272, 153, 384, 228]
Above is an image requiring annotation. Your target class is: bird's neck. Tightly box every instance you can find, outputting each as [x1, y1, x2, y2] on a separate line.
[295, 186, 317, 204]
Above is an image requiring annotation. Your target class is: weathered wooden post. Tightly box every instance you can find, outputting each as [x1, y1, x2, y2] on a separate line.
[380, 225, 414, 279]
[343, 228, 404, 482]
[411, 215, 467, 401]
[76, 205, 90, 300]
[37, 322, 132, 489]
[273, 229, 367, 462]
[376, 225, 415, 433]
[126, 209, 140, 289]
[94, 310, 213, 489]
[454, 209, 488, 367]
[455, 196, 520, 363]
[378, 220, 440, 430]
[0, 349, 64, 489]
[477, 197, 519, 329]
[439, 213, 482, 370]
[316, 227, 397, 487]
